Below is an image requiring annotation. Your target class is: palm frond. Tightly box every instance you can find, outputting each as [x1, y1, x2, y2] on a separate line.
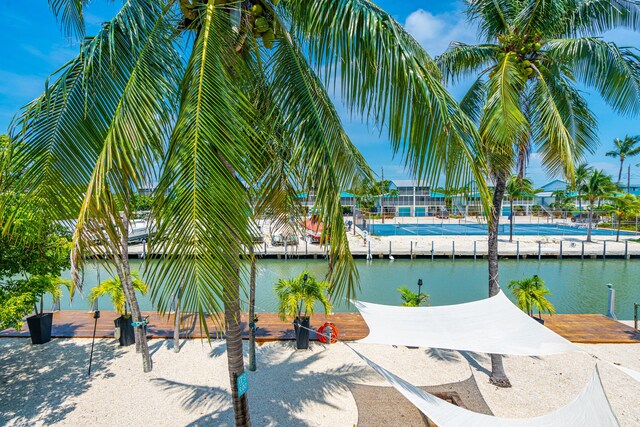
[480, 52, 528, 170]
[147, 2, 261, 332]
[265, 26, 372, 302]
[284, 0, 487, 196]
[546, 37, 640, 117]
[464, 0, 512, 41]
[460, 76, 488, 124]
[437, 43, 499, 85]
[48, 0, 89, 38]
[564, 0, 640, 37]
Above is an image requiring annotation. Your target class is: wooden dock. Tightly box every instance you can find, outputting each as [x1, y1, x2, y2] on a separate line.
[1, 311, 638, 344]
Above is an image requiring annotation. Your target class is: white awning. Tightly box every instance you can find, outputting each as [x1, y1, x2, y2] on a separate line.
[353, 291, 579, 356]
[353, 348, 620, 427]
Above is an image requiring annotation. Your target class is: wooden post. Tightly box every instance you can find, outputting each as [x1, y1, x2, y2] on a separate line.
[284, 240, 288, 261]
[264, 241, 267, 255]
[473, 241, 477, 260]
[517, 241, 520, 260]
[389, 241, 392, 257]
[431, 241, 434, 261]
[305, 239, 308, 256]
[368, 240, 371, 259]
[452, 241, 455, 260]
[603, 240, 606, 259]
[410, 241, 413, 259]
[559, 240, 563, 259]
[581, 241, 585, 260]
[625, 240, 629, 259]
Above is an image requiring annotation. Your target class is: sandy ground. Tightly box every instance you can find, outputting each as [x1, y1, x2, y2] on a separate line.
[1, 338, 639, 426]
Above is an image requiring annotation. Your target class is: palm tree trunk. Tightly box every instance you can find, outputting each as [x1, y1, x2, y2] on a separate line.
[587, 203, 593, 243]
[618, 159, 623, 183]
[173, 284, 182, 353]
[248, 247, 257, 371]
[487, 173, 511, 388]
[118, 216, 152, 373]
[224, 261, 251, 427]
[509, 198, 514, 242]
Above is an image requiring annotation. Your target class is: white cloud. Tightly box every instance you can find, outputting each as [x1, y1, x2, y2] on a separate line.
[404, 9, 478, 56]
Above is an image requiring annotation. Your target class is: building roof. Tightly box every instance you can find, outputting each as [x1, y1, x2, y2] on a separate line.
[540, 179, 568, 191]
[390, 180, 429, 188]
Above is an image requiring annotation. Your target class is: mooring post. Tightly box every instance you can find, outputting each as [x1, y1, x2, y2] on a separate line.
[264, 241, 267, 255]
[389, 241, 392, 257]
[452, 241, 455, 260]
[368, 240, 371, 259]
[410, 241, 413, 258]
[305, 239, 308, 256]
[606, 284, 617, 320]
[473, 241, 477, 260]
[625, 240, 629, 259]
[538, 241, 541, 260]
[517, 241, 520, 260]
[581, 241, 585, 260]
[284, 241, 288, 260]
[559, 240, 563, 259]
[431, 241, 434, 261]
[142, 239, 146, 259]
[603, 241, 607, 259]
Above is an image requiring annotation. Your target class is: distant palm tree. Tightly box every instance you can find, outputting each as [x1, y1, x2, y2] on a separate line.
[506, 176, 536, 242]
[570, 163, 594, 211]
[602, 194, 640, 242]
[508, 275, 555, 318]
[437, 0, 640, 387]
[581, 170, 617, 242]
[606, 135, 640, 183]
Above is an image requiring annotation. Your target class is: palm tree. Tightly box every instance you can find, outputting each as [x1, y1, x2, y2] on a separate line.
[582, 170, 617, 242]
[570, 163, 593, 211]
[274, 271, 332, 321]
[6, 1, 485, 424]
[88, 271, 149, 316]
[606, 135, 640, 183]
[505, 176, 536, 241]
[508, 275, 555, 318]
[438, 0, 640, 387]
[602, 194, 640, 242]
[397, 286, 429, 307]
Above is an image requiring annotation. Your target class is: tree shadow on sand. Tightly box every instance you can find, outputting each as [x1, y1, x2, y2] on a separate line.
[0, 338, 125, 425]
[153, 341, 376, 426]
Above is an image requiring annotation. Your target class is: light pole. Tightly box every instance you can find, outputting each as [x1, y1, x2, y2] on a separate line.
[417, 279, 423, 298]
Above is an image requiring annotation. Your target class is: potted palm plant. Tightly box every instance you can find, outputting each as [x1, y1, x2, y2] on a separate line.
[88, 271, 148, 346]
[508, 275, 555, 323]
[275, 271, 332, 349]
[19, 275, 72, 344]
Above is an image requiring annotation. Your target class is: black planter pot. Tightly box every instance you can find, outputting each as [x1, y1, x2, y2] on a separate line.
[114, 316, 135, 346]
[26, 313, 53, 345]
[293, 317, 310, 350]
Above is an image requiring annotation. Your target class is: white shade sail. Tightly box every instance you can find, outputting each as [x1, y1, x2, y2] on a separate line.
[354, 291, 579, 355]
[353, 347, 620, 427]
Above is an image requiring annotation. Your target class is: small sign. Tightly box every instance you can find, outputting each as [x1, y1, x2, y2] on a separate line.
[237, 372, 248, 397]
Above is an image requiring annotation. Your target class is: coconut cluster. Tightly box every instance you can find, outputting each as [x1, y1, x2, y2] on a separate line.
[497, 31, 545, 79]
[248, 0, 280, 49]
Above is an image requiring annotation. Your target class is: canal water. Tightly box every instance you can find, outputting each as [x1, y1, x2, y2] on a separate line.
[52, 258, 639, 319]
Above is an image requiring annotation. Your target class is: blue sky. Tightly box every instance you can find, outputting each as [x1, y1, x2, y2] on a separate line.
[0, 1, 638, 187]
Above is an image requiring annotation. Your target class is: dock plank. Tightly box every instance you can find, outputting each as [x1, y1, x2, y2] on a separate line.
[1, 311, 638, 344]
